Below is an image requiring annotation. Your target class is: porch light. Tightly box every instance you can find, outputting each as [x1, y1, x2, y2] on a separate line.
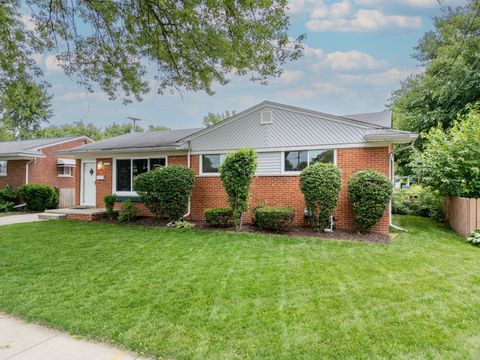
[97, 161, 103, 170]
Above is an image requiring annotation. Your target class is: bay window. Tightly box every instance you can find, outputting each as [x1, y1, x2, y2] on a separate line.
[115, 157, 166, 192]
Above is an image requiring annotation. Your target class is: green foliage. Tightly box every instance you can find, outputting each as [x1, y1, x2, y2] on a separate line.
[103, 194, 117, 219]
[220, 148, 257, 229]
[390, 1, 480, 136]
[392, 185, 444, 223]
[118, 200, 138, 222]
[0, 201, 14, 212]
[414, 107, 480, 198]
[299, 163, 342, 231]
[174, 220, 196, 230]
[348, 170, 393, 233]
[135, 165, 195, 222]
[204, 208, 235, 228]
[0, 185, 16, 203]
[253, 206, 295, 232]
[17, 183, 58, 211]
[202, 110, 235, 127]
[466, 229, 480, 247]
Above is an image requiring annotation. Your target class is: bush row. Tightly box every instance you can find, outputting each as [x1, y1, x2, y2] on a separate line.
[0, 185, 16, 212]
[392, 185, 443, 222]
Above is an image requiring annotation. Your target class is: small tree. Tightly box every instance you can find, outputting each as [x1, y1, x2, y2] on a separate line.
[348, 170, 392, 233]
[300, 163, 342, 231]
[135, 165, 195, 222]
[220, 148, 257, 229]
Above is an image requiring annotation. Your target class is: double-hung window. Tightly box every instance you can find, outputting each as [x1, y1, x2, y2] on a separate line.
[0, 160, 7, 176]
[284, 149, 334, 173]
[201, 154, 225, 175]
[115, 157, 167, 192]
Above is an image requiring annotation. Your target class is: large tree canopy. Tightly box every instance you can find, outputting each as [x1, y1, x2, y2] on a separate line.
[390, 0, 480, 134]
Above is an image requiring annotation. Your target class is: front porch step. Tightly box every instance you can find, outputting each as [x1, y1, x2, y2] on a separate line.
[38, 213, 67, 220]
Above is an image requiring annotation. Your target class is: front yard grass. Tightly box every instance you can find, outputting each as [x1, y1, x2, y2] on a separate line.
[0, 216, 479, 359]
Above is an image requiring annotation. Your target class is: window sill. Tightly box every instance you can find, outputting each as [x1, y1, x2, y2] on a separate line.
[197, 173, 221, 177]
[0, 173, 7, 177]
[114, 191, 139, 197]
[58, 175, 73, 178]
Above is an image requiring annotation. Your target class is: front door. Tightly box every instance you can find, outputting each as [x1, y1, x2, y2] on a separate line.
[82, 161, 96, 206]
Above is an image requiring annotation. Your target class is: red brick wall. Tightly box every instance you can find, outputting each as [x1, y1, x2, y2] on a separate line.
[95, 158, 113, 208]
[85, 147, 391, 234]
[0, 138, 90, 191]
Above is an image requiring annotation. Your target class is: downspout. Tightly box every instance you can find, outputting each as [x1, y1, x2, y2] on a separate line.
[182, 144, 192, 220]
[389, 143, 415, 231]
[25, 158, 35, 185]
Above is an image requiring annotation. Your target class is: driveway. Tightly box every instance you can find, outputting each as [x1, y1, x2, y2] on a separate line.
[0, 214, 43, 226]
[0, 314, 148, 360]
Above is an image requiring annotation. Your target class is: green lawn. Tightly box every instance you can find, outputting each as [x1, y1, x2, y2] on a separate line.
[0, 216, 479, 359]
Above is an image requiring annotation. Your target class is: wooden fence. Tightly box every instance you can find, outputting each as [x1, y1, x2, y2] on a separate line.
[58, 188, 75, 209]
[444, 196, 480, 237]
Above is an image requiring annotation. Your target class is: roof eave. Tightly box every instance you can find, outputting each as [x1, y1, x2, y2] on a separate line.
[0, 152, 45, 160]
[364, 134, 418, 144]
[54, 145, 187, 156]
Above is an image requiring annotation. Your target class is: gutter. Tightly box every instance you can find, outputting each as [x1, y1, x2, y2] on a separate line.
[182, 144, 192, 220]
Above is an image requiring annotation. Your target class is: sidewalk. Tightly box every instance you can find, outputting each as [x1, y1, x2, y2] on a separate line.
[0, 214, 43, 226]
[0, 314, 148, 360]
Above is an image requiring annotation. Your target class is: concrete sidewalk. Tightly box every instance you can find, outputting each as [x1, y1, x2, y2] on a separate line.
[0, 214, 44, 226]
[0, 314, 148, 360]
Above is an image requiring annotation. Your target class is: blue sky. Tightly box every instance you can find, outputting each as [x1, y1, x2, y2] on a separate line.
[34, 0, 467, 130]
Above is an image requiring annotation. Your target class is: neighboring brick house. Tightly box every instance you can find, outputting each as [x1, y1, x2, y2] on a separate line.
[0, 137, 92, 205]
[58, 101, 417, 234]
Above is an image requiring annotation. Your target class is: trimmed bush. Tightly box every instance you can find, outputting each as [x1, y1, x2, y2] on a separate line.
[204, 208, 235, 228]
[104, 194, 117, 219]
[0, 185, 16, 203]
[392, 185, 443, 222]
[0, 201, 14, 212]
[118, 200, 138, 222]
[348, 170, 393, 233]
[135, 165, 195, 222]
[253, 206, 295, 232]
[220, 148, 257, 229]
[17, 183, 58, 211]
[300, 163, 342, 231]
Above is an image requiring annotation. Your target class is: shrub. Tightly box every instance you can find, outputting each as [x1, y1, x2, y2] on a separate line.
[0, 201, 14, 212]
[466, 229, 480, 247]
[17, 183, 58, 211]
[220, 148, 257, 229]
[392, 185, 444, 222]
[0, 185, 16, 203]
[204, 208, 235, 228]
[175, 220, 196, 230]
[103, 194, 117, 219]
[135, 165, 195, 222]
[118, 200, 138, 222]
[253, 206, 295, 232]
[300, 163, 342, 231]
[348, 170, 393, 233]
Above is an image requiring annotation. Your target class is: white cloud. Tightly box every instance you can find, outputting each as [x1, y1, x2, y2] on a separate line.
[339, 68, 414, 85]
[355, 0, 464, 8]
[57, 91, 108, 102]
[276, 70, 305, 84]
[320, 50, 388, 71]
[20, 14, 35, 31]
[45, 55, 62, 72]
[312, 82, 350, 95]
[287, 0, 319, 14]
[277, 82, 349, 99]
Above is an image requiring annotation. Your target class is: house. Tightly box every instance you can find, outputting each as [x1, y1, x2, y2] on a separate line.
[0, 136, 92, 206]
[58, 101, 418, 233]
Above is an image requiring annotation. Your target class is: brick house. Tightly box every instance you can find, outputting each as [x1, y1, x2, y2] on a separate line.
[0, 136, 92, 205]
[58, 102, 417, 233]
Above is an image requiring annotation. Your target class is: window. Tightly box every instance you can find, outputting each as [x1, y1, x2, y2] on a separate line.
[0, 160, 6, 176]
[201, 154, 225, 174]
[115, 158, 167, 192]
[57, 165, 73, 177]
[284, 149, 334, 173]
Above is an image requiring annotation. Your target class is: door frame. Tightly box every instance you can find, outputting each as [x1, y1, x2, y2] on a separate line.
[81, 160, 96, 206]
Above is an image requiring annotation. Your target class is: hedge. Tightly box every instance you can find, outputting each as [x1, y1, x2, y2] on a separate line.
[204, 208, 235, 228]
[17, 183, 58, 211]
[253, 206, 295, 232]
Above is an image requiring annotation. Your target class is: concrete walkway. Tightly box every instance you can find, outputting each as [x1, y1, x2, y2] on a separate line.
[0, 214, 44, 226]
[0, 314, 148, 360]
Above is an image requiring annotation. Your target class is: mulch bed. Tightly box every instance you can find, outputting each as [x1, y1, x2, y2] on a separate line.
[95, 216, 390, 244]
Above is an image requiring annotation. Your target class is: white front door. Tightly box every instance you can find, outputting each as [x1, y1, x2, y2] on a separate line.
[82, 161, 96, 206]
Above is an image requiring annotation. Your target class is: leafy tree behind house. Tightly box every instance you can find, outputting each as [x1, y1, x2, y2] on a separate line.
[202, 111, 236, 127]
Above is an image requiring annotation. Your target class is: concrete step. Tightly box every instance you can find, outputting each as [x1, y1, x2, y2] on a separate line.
[38, 213, 67, 220]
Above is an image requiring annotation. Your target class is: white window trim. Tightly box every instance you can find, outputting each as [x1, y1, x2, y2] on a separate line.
[199, 153, 226, 177]
[282, 149, 337, 175]
[112, 156, 168, 196]
[0, 160, 7, 176]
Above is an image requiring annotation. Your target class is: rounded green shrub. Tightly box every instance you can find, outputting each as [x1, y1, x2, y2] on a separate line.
[300, 163, 342, 231]
[103, 194, 117, 219]
[348, 170, 393, 233]
[220, 148, 257, 229]
[17, 183, 58, 211]
[204, 208, 235, 228]
[0, 185, 16, 203]
[135, 165, 195, 222]
[253, 206, 295, 232]
[118, 200, 138, 222]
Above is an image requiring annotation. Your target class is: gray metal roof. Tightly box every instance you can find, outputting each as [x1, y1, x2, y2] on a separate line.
[343, 110, 392, 128]
[364, 128, 418, 143]
[64, 128, 201, 153]
[0, 137, 83, 157]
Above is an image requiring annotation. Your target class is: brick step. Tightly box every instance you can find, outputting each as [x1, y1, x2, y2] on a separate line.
[38, 213, 67, 220]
